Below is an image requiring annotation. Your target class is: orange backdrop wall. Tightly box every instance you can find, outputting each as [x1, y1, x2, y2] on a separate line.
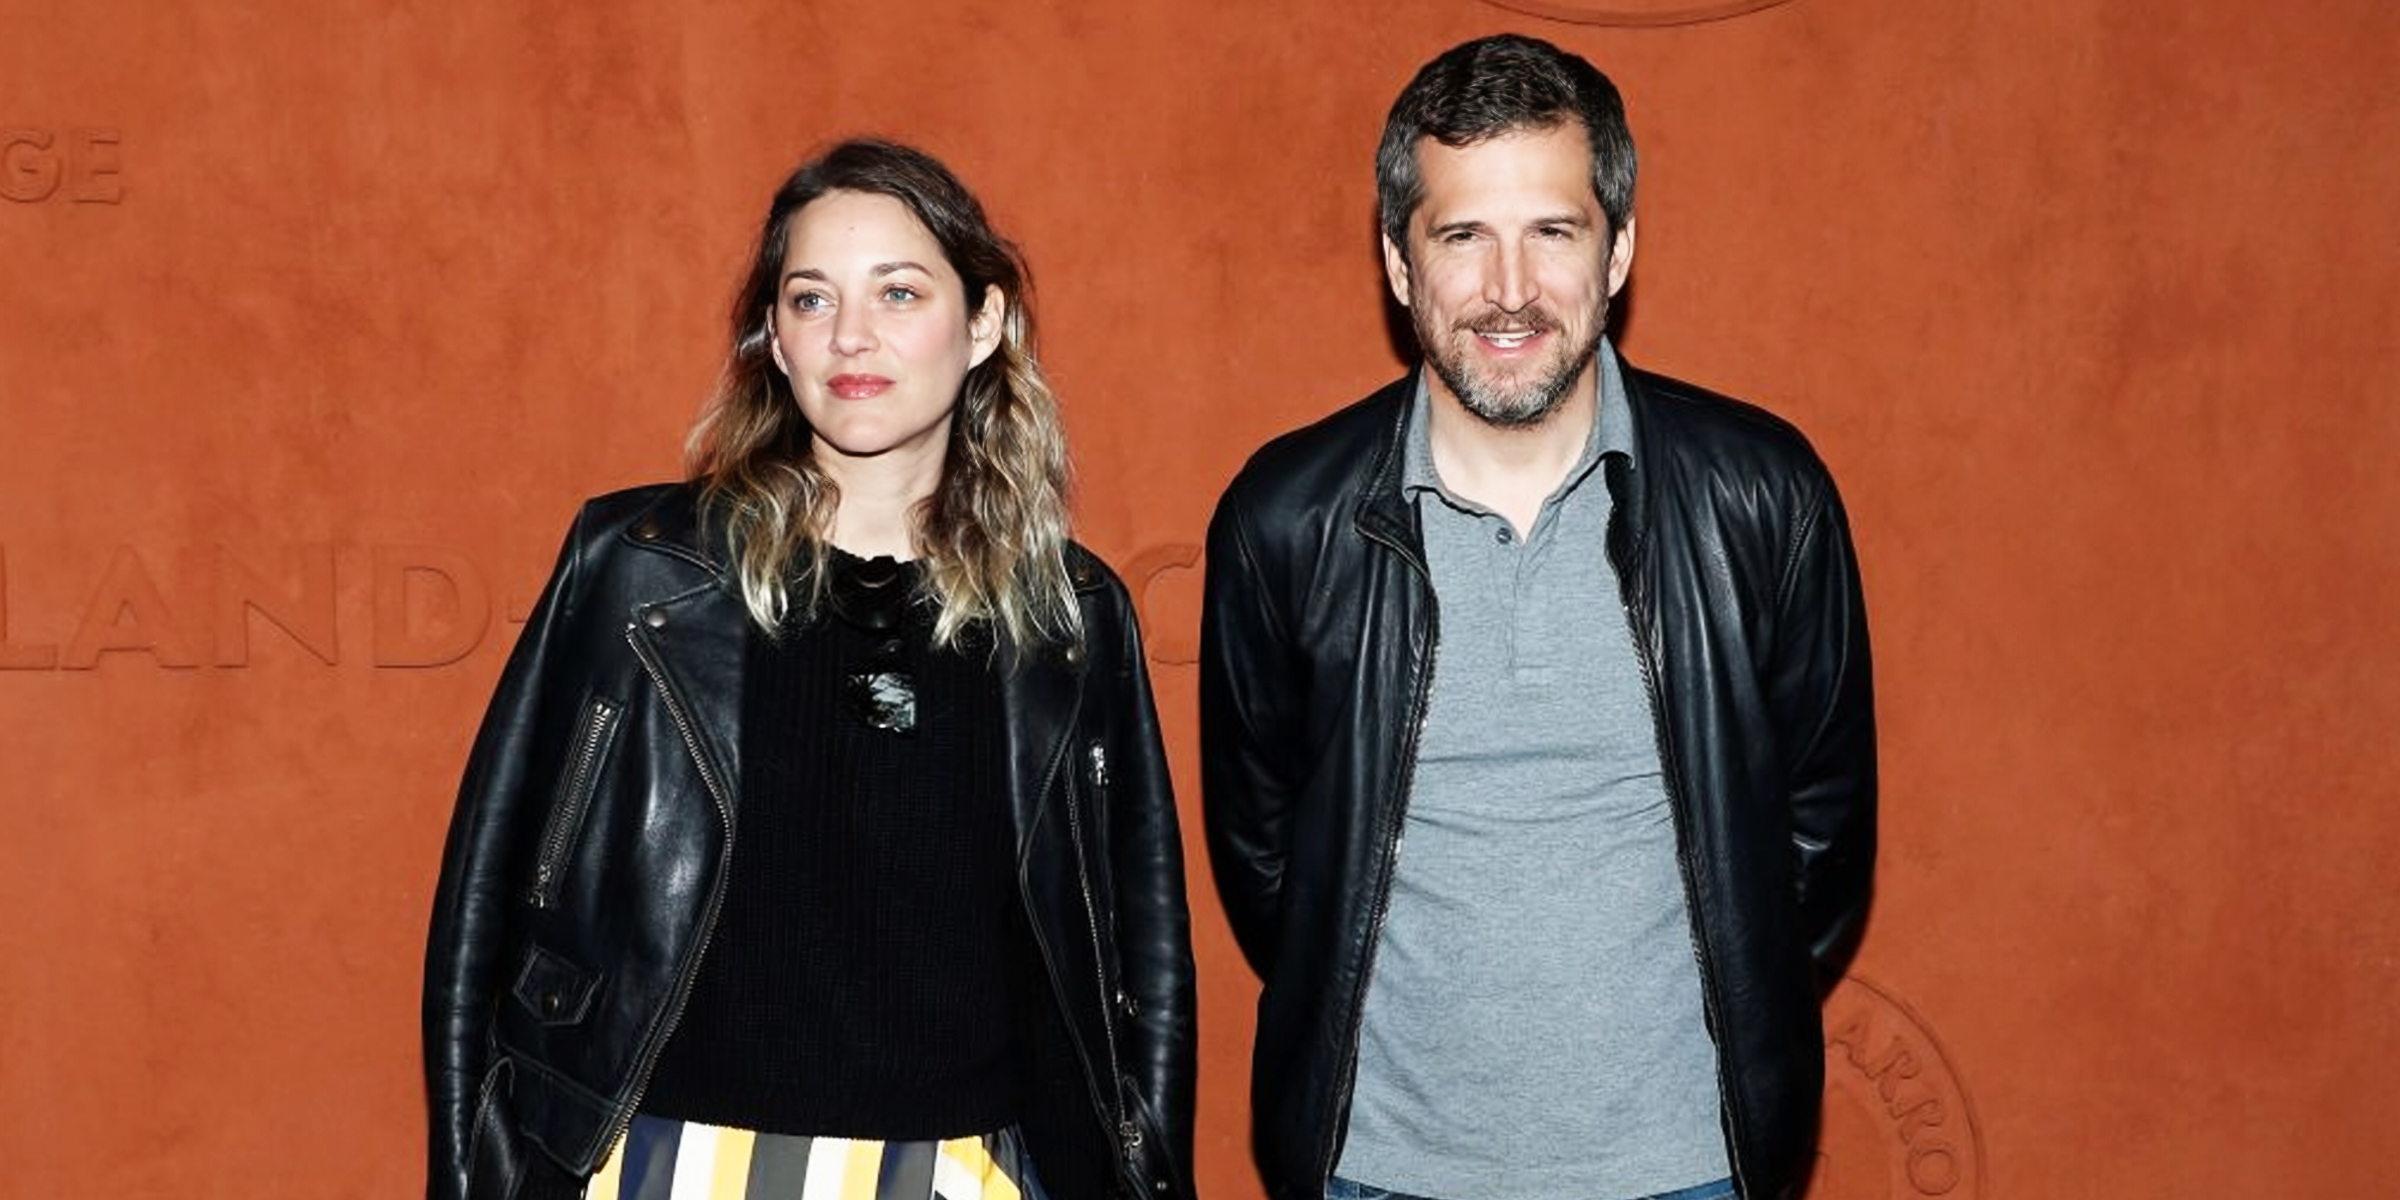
[4, 1, 2396, 1197]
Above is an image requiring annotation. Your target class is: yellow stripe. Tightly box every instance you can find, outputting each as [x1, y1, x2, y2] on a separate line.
[980, 1148, 1022, 1200]
[935, 1137, 1019, 1200]
[587, 1128, 626, 1199]
[933, 1140, 981, 1200]
[838, 1138, 882, 1200]
[709, 1126, 757, 1200]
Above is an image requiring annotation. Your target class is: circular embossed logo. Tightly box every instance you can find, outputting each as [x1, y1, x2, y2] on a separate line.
[1817, 974, 1986, 1199]
[1474, 0, 1803, 26]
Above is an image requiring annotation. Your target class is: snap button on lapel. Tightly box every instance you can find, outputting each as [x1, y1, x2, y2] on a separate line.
[642, 606, 668, 628]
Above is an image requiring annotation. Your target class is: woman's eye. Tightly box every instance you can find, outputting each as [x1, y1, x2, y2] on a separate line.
[882, 285, 919, 303]
[786, 292, 825, 313]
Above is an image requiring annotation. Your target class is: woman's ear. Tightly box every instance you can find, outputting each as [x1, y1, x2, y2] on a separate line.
[966, 286, 1006, 370]
[765, 307, 789, 376]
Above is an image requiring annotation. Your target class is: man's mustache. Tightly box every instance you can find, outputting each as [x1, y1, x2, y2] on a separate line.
[1457, 307, 1559, 335]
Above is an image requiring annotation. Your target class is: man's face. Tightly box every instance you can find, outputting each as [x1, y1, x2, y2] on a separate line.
[1383, 123, 1634, 429]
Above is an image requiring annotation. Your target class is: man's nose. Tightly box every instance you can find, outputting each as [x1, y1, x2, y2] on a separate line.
[1487, 243, 1538, 313]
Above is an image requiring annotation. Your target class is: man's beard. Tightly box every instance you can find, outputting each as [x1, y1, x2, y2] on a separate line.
[1417, 303, 1604, 430]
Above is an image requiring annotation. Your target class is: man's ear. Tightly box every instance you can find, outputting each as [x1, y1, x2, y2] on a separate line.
[1381, 233, 1414, 308]
[1606, 216, 1637, 298]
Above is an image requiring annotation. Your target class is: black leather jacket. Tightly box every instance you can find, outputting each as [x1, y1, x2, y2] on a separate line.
[1200, 365, 1875, 1200]
[424, 484, 1196, 1200]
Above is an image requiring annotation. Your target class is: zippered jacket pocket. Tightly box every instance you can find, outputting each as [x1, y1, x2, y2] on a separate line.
[527, 694, 622, 909]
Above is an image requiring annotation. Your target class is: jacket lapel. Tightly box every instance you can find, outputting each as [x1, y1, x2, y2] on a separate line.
[998, 628, 1084, 859]
[619, 489, 747, 822]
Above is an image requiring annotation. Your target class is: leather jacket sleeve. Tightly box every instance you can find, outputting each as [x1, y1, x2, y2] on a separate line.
[1771, 472, 1878, 986]
[421, 512, 590, 1200]
[1086, 567, 1200, 1197]
[1196, 486, 1301, 978]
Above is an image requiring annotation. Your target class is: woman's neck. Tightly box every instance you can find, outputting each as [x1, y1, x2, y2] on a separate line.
[820, 444, 944, 560]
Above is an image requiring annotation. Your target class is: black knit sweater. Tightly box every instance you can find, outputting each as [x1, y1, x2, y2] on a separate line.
[639, 555, 1026, 1137]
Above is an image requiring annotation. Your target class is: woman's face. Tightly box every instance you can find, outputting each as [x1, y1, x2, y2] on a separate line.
[768, 189, 1003, 472]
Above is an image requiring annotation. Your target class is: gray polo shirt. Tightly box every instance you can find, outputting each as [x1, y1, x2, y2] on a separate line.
[1336, 342, 1729, 1200]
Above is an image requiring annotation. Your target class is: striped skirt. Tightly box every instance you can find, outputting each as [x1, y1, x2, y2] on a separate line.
[583, 1114, 1048, 1200]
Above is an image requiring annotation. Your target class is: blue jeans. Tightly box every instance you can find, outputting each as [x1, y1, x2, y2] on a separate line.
[1326, 1176, 1736, 1200]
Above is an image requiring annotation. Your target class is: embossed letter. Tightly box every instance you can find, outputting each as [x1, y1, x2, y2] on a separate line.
[0, 547, 59, 669]
[1125, 542, 1202, 666]
[214, 545, 338, 666]
[1863, 1041, 1923, 1105]
[1906, 1142, 1963, 1195]
[1, 128, 60, 203]
[372, 545, 489, 667]
[1825, 1011, 1873, 1062]
[1893, 1097, 1947, 1143]
[62, 545, 200, 668]
[70, 127, 123, 204]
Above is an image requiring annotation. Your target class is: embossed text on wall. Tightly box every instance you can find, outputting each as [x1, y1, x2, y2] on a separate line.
[0, 544, 525, 670]
[1, 126, 123, 204]
[0, 539, 1210, 671]
[1820, 975, 1986, 1199]
[1472, 0, 1802, 28]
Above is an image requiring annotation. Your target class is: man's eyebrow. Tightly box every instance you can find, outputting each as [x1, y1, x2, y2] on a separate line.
[1426, 213, 1594, 238]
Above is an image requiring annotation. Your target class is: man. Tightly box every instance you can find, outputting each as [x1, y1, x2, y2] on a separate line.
[1200, 34, 1875, 1200]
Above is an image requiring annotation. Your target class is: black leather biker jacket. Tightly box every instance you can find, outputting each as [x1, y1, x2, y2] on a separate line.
[424, 484, 1195, 1200]
[1200, 365, 1876, 1200]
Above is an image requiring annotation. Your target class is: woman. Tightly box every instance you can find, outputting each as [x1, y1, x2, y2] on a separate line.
[423, 139, 1195, 1200]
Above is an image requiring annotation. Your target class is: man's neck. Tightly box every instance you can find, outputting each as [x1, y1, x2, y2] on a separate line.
[1425, 364, 1599, 537]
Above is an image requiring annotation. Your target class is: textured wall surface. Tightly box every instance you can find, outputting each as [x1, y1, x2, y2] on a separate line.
[3, 1, 2395, 1197]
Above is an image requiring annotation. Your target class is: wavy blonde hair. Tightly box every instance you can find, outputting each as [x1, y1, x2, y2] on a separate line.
[685, 139, 1078, 651]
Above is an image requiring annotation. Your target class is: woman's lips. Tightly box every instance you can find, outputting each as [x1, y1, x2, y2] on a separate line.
[826, 374, 893, 399]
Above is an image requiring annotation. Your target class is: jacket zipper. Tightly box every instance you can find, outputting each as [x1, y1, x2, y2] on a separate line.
[592, 622, 739, 1165]
[1617, 541, 1752, 1200]
[528, 696, 620, 909]
[1019, 708, 1143, 1189]
[1068, 738, 1141, 1172]
[1319, 524, 1439, 1191]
